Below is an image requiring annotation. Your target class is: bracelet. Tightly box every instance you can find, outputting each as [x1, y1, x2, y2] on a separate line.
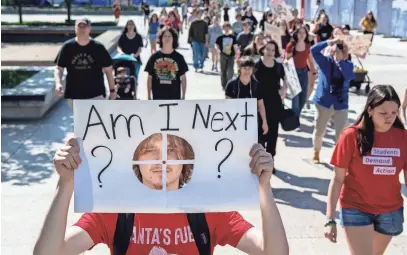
[324, 219, 336, 227]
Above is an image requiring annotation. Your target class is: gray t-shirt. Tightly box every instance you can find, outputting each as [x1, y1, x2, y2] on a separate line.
[236, 32, 254, 53]
[208, 25, 223, 46]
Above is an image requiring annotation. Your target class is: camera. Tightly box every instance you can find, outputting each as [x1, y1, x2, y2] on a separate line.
[337, 43, 344, 51]
[330, 75, 344, 103]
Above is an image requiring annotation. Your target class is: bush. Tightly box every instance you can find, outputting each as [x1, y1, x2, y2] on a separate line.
[1, 70, 38, 89]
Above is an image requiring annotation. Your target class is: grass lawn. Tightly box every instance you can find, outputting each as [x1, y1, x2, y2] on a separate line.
[1, 21, 117, 26]
[1, 70, 38, 89]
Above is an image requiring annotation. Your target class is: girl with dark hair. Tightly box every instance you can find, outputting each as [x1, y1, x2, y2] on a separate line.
[313, 13, 333, 42]
[118, 20, 144, 76]
[254, 40, 288, 163]
[286, 26, 316, 117]
[360, 11, 377, 43]
[148, 14, 160, 54]
[144, 28, 188, 100]
[225, 56, 268, 136]
[259, 10, 271, 33]
[242, 32, 266, 62]
[165, 11, 181, 33]
[325, 85, 407, 254]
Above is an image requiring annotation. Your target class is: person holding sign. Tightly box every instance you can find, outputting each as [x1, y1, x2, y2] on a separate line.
[285, 27, 316, 117]
[255, 40, 288, 159]
[33, 139, 289, 255]
[324, 85, 407, 255]
[310, 38, 355, 163]
[145, 28, 189, 100]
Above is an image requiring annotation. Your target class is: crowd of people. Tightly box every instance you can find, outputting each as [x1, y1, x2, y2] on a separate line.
[37, 1, 407, 255]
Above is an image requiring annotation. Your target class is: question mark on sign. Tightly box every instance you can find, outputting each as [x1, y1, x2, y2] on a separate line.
[91, 145, 113, 188]
[215, 138, 234, 179]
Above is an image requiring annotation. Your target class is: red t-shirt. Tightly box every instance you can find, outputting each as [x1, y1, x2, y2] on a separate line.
[330, 127, 407, 214]
[285, 42, 310, 69]
[74, 212, 253, 254]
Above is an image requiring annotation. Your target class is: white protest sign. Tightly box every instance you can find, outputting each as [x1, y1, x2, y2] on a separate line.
[73, 99, 259, 213]
[264, 23, 283, 55]
[339, 34, 373, 58]
[270, 0, 295, 23]
[283, 58, 302, 98]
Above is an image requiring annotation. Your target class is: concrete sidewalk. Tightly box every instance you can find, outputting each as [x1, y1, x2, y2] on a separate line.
[2, 13, 407, 255]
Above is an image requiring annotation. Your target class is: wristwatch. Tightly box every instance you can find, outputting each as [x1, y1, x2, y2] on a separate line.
[110, 89, 116, 93]
[324, 219, 336, 227]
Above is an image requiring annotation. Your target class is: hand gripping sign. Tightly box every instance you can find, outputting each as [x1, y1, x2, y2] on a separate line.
[73, 99, 259, 213]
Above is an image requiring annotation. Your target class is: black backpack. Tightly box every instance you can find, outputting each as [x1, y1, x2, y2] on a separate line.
[113, 213, 210, 255]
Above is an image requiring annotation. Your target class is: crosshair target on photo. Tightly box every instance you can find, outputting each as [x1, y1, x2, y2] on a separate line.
[132, 133, 195, 190]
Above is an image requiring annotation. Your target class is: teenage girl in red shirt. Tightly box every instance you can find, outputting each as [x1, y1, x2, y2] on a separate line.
[325, 85, 407, 254]
[285, 26, 316, 117]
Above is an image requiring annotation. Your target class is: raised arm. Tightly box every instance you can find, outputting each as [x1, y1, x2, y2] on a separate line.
[311, 40, 330, 68]
[34, 138, 94, 255]
[236, 145, 289, 255]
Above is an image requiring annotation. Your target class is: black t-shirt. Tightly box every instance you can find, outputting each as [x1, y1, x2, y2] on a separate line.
[142, 3, 150, 15]
[254, 60, 285, 102]
[254, 60, 285, 119]
[237, 32, 254, 54]
[215, 34, 237, 56]
[225, 77, 262, 100]
[316, 24, 334, 41]
[144, 50, 188, 100]
[242, 15, 258, 31]
[118, 33, 143, 63]
[54, 38, 112, 99]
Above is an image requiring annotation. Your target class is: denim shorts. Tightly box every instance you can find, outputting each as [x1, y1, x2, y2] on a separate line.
[340, 207, 404, 236]
[149, 33, 157, 41]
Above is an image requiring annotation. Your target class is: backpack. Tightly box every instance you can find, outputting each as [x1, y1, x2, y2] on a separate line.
[113, 213, 210, 255]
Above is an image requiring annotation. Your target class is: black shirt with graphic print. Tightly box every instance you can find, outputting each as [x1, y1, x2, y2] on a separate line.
[316, 24, 334, 42]
[225, 76, 262, 100]
[144, 50, 188, 100]
[54, 38, 112, 99]
[215, 34, 237, 56]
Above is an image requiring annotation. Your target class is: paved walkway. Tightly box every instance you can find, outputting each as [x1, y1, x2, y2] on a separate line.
[2, 10, 407, 255]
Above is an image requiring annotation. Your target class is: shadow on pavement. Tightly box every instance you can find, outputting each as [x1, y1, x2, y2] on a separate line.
[278, 133, 335, 148]
[273, 170, 332, 215]
[1, 100, 73, 186]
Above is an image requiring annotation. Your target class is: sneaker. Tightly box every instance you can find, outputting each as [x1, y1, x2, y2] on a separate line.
[312, 151, 320, 163]
[214, 66, 218, 72]
[211, 64, 215, 71]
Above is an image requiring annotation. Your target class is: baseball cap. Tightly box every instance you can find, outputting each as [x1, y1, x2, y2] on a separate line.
[75, 17, 91, 26]
[243, 19, 251, 25]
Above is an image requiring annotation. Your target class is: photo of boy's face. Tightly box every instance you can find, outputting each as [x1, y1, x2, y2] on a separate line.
[133, 133, 194, 191]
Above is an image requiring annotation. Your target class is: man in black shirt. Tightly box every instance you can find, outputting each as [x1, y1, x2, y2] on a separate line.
[54, 17, 115, 110]
[145, 28, 188, 100]
[215, 22, 240, 89]
[188, 9, 208, 72]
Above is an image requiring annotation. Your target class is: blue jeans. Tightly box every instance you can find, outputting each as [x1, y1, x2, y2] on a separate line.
[191, 41, 205, 69]
[340, 207, 404, 236]
[291, 67, 309, 117]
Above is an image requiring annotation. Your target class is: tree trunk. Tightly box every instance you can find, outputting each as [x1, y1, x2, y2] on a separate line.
[17, 0, 22, 24]
[66, 0, 71, 23]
